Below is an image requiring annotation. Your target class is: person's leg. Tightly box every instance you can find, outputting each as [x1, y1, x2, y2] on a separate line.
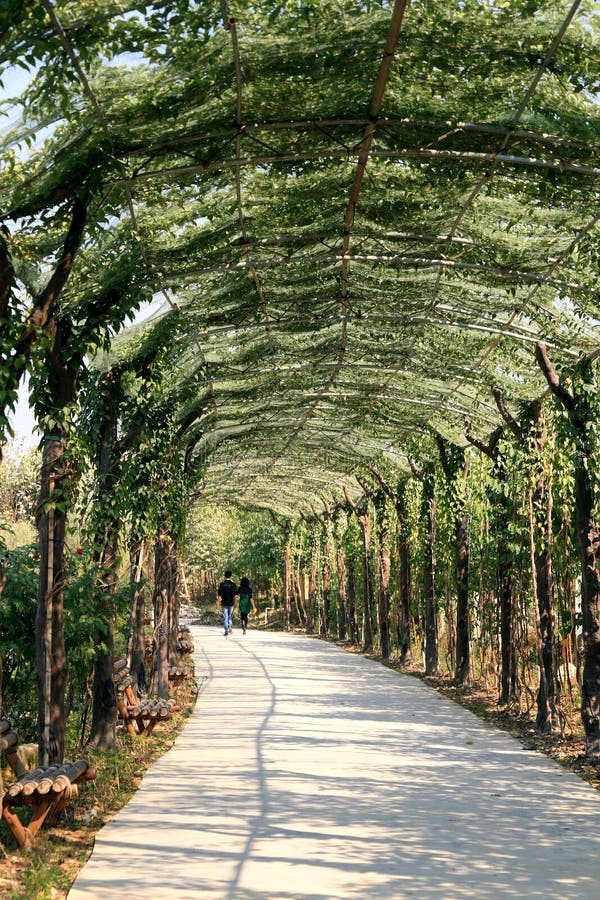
[222, 605, 229, 635]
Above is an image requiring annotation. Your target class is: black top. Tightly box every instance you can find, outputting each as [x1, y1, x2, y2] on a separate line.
[218, 578, 237, 606]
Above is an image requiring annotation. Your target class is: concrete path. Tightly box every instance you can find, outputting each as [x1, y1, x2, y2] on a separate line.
[69, 626, 600, 899]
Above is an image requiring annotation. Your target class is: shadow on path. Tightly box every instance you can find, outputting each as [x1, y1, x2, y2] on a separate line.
[68, 627, 600, 899]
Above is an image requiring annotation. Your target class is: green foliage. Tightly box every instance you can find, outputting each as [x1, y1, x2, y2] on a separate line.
[187, 503, 286, 594]
[0, 544, 38, 735]
[0, 541, 131, 736]
[0, 3, 599, 752]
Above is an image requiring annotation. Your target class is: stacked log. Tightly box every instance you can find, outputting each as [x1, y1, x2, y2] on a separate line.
[8, 765, 60, 801]
[168, 665, 194, 679]
[0, 724, 18, 754]
[1, 718, 27, 777]
[7, 759, 95, 803]
[113, 659, 138, 695]
[128, 699, 175, 720]
[177, 626, 194, 655]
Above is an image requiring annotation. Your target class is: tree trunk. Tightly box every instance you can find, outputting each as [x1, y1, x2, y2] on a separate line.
[346, 557, 360, 645]
[86, 386, 122, 751]
[36, 433, 68, 766]
[529, 405, 557, 734]
[321, 540, 331, 638]
[152, 536, 172, 698]
[128, 539, 148, 696]
[454, 510, 470, 685]
[398, 541, 412, 665]
[87, 615, 117, 751]
[377, 520, 391, 661]
[168, 548, 180, 664]
[283, 539, 292, 631]
[435, 437, 470, 685]
[336, 545, 347, 641]
[533, 509, 557, 733]
[574, 456, 600, 758]
[294, 572, 306, 626]
[423, 468, 438, 676]
[359, 512, 374, 652]
[306, 541, 317, 634]
[535, 344, 600, 757]
[495, 461, 517, 706]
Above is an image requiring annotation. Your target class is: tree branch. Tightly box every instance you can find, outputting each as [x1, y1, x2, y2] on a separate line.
[492, 387, 523, 442]
[465, 420, 504, 459]
[408, 457, 424, 481]
[355, 474, 377, 502]
[0, 233, 14, 321]
[433, 432, 452, 481]
[14, 196, 88, 363]
[535, 341, 575, 411]
[342, 485, 357, 514]
[368, 465, 397, 502]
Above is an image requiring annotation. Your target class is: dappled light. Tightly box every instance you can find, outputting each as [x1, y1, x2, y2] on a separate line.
[70, 628, 600, 899]
[1, 0, 600, 894]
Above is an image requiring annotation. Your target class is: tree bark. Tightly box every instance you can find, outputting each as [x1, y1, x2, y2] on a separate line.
[283, 539, 292, 631]
[368, 467, 412, 662]
[346, 556, 360, 645]
[497, 480, 516, 705]
[454, 510, 470, 684]
[359, 510, 374, 652]
[336, 543, 347, 641]
[423, 466, 438, 676]
[306, 539, 317, 634]
[128, 539, 148, 695]
[152, 536, 172, 699]
[167, 547, 180, 664]
[35, 433, 68, 765]
[321, 539, 331, 638]
[529, 404, 557, 733]
[398, 519, 412, 664]
[376, 517, 391, 661]
[536, 343, 600, 757]
[435, 437, 470, 684]
[343, 487, 374, 651]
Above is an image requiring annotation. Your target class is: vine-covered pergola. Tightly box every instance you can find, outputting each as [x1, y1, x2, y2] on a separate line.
[1, 0, 599, 766]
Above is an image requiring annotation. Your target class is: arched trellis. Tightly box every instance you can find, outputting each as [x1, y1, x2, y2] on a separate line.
[1, 0, 599, 762]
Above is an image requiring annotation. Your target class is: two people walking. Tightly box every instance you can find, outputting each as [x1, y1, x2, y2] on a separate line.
[217, 571, 256, 636]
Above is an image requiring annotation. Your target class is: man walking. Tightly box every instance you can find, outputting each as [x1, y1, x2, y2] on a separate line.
[217, 570, 237, 637]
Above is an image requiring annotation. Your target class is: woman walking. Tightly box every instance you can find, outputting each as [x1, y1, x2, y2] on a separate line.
[238, 577, 256, 634]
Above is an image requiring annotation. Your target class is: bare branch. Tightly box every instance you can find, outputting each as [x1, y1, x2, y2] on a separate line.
[465, 420, 504, 459]
[355, 474, 377, 502]
[408, 457, 424, 481]
[492, 387, 523, 442]
[14, 197, 88, 364]
[433, 432, 452, 481]
[535, 342, 575, 411]
[343, 485, 357, 514]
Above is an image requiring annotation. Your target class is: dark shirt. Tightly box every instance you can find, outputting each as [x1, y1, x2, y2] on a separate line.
[238, 589, 253, 614]
[218, 579, 237, 606]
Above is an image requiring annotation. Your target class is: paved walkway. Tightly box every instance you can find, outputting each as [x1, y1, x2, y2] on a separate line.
[69, 626, 600, 899]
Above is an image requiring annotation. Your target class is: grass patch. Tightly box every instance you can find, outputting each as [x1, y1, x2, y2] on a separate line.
[0, 677, 198, 899]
